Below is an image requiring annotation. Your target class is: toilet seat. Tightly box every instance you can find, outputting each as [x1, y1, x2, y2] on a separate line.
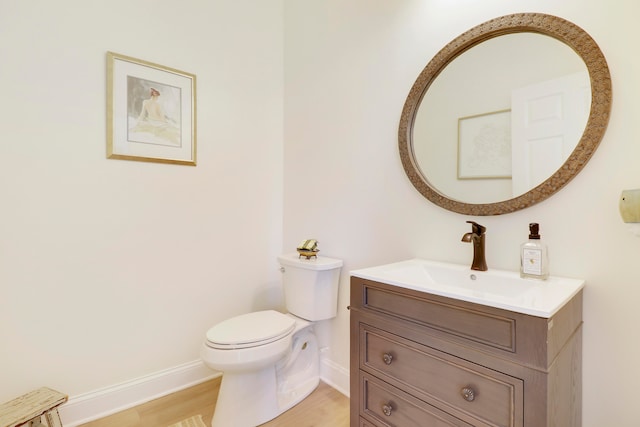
[206, 310, 296, 350]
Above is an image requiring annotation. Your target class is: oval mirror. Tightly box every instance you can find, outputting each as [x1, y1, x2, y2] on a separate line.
[399, 13, 612, 215]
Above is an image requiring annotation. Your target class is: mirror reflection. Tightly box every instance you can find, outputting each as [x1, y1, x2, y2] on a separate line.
[399, 13, 612, 216]
[413, 33, 590, 204]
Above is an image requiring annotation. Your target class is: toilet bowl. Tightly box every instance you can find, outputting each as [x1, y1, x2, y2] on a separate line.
[203, 310, 296, 372]
[200, 254, 342, 427]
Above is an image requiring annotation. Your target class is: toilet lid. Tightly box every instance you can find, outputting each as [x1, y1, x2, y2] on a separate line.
[206, 310, 296, 349]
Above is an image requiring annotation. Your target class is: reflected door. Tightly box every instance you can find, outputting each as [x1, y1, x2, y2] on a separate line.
[511, 71, 590, 196]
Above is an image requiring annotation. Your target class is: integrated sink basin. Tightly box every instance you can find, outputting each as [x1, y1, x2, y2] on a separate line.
[350, 259, 584, 317]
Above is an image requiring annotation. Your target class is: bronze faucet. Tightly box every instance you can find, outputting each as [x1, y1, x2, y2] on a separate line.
[461, 221, 488, 271]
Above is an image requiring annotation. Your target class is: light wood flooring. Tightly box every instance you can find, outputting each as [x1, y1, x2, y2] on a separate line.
[78, 376, 350, 427]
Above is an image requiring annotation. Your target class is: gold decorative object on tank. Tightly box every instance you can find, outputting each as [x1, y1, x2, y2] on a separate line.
[297, 239, 319, 259]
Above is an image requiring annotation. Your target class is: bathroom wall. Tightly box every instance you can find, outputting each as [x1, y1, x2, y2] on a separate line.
[0, 0, 284, 403]
[2, 1, 637, 425]
[284, 1, 639, 425]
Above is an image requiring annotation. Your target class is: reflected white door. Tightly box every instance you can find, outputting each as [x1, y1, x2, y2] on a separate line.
[510, 71, 590, 197]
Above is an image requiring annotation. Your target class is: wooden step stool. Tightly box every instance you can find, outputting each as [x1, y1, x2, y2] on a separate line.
[0, 388, 67, 427]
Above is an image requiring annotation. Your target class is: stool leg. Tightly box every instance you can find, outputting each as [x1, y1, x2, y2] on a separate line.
[44, 408, 63, 427]
[27, 417, 45, 427]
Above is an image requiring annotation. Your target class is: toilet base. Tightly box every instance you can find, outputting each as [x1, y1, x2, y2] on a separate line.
[210, 326, 320, 427]
[212, 367, 280, 427]
[275, 327, 319, 412]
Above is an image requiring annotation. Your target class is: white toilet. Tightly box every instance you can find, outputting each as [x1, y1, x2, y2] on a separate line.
[200, 253, 343, 427]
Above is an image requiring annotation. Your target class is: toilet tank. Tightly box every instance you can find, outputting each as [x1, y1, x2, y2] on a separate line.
[277, 253, 343, 321]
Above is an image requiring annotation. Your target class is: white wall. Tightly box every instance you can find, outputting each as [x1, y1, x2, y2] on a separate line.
[2, 1, 638, 425]
[0, 0, 284, 403]
[284, 1, 640, 425]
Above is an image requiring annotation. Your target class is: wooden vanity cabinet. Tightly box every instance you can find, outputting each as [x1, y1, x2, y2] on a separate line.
[350, 277, 582, 427]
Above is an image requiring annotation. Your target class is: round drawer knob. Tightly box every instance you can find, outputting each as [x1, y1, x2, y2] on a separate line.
[461, 387, 476, 402]
[382, 353, 393, 365]
[382, 403, 393, 416]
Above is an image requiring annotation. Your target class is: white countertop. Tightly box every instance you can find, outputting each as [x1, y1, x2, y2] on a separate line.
[350, 259, 584, 318]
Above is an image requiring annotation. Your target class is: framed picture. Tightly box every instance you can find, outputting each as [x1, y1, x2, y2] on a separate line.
[458, 109, 511, 179]
[107, 52, 196, 165]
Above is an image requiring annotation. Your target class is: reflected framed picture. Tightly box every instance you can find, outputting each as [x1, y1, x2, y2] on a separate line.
[458, 109, 511, 179]
[107, 52, 197, 165]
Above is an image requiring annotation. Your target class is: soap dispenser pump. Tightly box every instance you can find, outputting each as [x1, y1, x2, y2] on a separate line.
[520, 223, 549, 280]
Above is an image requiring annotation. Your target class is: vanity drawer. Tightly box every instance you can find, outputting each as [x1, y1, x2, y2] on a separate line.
[360, 324, 524, 427]
[361, 372, 474, 427]
[359, 418, 376, 427]
[357, 279, 518, 352]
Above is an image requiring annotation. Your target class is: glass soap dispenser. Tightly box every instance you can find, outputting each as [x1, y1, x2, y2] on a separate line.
[520, 223, 549, 280]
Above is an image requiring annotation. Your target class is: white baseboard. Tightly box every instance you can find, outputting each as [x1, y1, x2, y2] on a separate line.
[58, 357, 348, 426]
[320, 357, 350, 398]
[59, 360, 219, 427]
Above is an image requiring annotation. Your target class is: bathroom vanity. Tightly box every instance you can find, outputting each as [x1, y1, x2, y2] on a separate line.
[349, 259, 584, 427]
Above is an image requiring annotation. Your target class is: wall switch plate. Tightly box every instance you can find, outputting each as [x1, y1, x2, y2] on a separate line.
[620, 189, 640, 223]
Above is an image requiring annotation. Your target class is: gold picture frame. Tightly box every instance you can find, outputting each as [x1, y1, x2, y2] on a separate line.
[106, 52, 197, 166]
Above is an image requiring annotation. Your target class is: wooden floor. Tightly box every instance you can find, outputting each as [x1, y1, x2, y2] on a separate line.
[78, 376, 350, 427]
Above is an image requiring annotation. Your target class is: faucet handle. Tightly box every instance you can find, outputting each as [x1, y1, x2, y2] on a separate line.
[466, 221, 486, 234]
